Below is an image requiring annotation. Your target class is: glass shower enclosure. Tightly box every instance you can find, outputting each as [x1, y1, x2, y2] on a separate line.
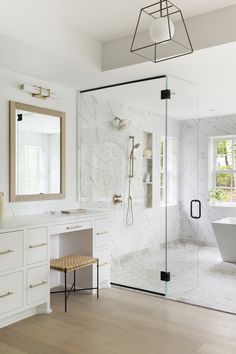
[165, 76, 200, 300]
[79, 75, 200, 297]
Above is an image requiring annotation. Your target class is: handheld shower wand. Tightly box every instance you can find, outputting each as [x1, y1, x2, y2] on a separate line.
[129, 142, 141, 177]
[126, 137, 141, 226]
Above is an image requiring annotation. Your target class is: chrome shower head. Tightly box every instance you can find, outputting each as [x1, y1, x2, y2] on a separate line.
[113, 117, 129, 130]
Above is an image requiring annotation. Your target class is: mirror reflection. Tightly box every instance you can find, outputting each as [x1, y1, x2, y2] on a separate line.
[16, 110, 61, 195]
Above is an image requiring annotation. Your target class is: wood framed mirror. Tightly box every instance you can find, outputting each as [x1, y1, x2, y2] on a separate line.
[9, 101, 66, 202]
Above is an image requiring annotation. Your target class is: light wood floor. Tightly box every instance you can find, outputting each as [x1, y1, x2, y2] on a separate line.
[0, 288, 236, 354]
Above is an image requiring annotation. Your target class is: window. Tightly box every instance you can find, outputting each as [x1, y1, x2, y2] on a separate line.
[212, 138, 236, 203]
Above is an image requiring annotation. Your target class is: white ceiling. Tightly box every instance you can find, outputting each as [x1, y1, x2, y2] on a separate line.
[1, 0, 236, 42]
[68, 0, 236, 41]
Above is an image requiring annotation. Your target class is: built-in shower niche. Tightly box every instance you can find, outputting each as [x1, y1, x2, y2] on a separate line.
[143, 131, 153, 208]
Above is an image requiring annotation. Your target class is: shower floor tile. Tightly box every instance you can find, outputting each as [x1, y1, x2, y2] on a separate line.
[111, 246, 236, 314]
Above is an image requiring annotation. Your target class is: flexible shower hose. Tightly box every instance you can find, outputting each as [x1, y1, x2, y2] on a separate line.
[126, 176, 134, 226]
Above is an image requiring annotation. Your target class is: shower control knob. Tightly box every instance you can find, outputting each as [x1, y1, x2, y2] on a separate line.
[113, 194, 123, 205]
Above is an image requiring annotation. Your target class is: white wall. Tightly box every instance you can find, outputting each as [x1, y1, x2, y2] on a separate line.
[0, 68, 78, 216]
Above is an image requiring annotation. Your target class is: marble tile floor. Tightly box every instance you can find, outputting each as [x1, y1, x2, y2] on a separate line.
[111, 245, 236, 314]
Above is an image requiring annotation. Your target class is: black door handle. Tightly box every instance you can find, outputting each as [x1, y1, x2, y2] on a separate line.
[190, 200, 201, 219]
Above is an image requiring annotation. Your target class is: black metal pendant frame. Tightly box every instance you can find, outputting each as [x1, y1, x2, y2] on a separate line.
[130, 0, 193, 63]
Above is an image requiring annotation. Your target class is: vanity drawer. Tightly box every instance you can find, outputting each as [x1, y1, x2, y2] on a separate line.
[50, 221, 92, 235]
[26, 227, 48, 265]
[0, 231, 23, 272]
[94, 218, 109, 249]
[0, 272, 23, 315]
[26, 265, 49, 305]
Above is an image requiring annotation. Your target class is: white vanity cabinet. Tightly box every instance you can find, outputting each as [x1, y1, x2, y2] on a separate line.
[26, 227, 48, 265]
[51, 220, 92, 235]
[0, 272, 23, 315]
[0, 231, 23, 271]
[25, 227, 50, 308]
[0, 210, 110, 328]
[26, 265, 49, 305]
[93, 217, 110, 288]
[0, 226, 50, 329]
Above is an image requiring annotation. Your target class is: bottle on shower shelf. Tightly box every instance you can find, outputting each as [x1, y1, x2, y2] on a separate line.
[144, 173, 151, 183]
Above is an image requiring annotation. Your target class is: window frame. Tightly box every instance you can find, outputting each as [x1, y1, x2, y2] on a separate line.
[212, 136, 236, 205]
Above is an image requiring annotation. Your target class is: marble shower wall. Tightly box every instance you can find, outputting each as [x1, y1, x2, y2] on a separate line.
[179, 119, 199, 243]
[79, 93, 181, 260]
[180, 115, 236, 245]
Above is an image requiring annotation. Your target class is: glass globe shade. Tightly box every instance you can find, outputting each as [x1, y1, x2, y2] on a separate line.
[149, 17, 175, 43]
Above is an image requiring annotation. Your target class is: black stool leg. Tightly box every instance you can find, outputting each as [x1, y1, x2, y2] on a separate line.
[65, 269, 67, 312]
[97, 259, 99, 299]
[74, 270, 76, 292]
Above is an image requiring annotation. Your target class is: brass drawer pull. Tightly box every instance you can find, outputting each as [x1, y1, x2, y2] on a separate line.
[30, 280, 47, 289]
[0, 291, 14, 299]
[0, 249, 14, 255]
[66, 225, 82, 230]
[96, 231, 108, 236]
[29, 242, 47, 249]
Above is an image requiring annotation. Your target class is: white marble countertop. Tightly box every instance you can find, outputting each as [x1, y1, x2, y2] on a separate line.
[0, 209, 110, 231]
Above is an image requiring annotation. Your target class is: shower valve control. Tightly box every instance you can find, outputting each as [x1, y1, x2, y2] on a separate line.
[113, 194, 123, 205]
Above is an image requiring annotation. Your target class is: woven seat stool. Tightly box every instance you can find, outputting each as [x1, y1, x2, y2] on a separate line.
[50, 254, 99, 312]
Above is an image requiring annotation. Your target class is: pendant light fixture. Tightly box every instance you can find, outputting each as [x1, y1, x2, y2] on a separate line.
[130, 0, 193, 63]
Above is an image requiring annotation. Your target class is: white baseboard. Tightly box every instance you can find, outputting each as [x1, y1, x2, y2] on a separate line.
[0, 308, 36, 328]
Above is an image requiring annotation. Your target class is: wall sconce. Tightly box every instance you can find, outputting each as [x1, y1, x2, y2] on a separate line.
[19, 84, 55, 99]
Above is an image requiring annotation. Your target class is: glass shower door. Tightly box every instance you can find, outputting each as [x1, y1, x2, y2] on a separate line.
[165, 76, 200, 300]
[80, 77, 169, 295]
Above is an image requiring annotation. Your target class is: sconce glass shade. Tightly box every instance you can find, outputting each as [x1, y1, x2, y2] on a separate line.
[130, 0, 193, 63]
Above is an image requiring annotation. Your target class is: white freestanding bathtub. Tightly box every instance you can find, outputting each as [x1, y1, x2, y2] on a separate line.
[212, 217, 236, 263]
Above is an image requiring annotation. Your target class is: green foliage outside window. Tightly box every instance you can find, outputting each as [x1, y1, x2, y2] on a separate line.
[216, 140, 231, 168]
[209, 139, 236, 203]
[215, 140, 235, 190]
[209, 188, 228, 202]
[216, 171, 231, 188]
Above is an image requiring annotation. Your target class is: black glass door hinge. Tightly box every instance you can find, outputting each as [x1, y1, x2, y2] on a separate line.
[161, 89, 171, 100]
[160, 271, 171, 282]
